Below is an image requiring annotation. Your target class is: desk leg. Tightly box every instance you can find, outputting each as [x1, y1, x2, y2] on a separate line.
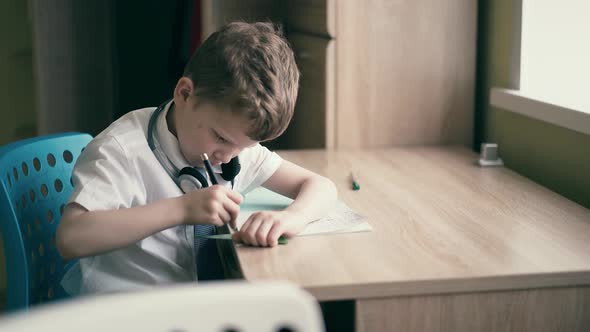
[356, 287, 590, 332]
[320, 300, 355, 332]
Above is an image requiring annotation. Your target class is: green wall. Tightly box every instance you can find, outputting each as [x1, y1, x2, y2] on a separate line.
[476, 0, 590, 209]
[0, 1, 37, 144]
[0, 0, 36, 311]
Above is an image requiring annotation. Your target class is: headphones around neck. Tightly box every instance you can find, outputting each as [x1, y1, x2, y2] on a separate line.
[147, 99, 241, 193]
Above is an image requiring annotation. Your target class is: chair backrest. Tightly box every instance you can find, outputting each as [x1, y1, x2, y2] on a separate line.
[0, 132, 92, 312]
[0, 281, 326, 332]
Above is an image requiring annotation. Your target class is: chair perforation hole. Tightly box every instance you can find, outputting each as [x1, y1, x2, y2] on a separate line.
[222, 327, 241, 332]
[47, 210, 54, 223]
[13, 167, 18, 181]
[47, 153, 56, 167]
[40, 183, 48, 197]
[35, 216, 42, 230]
[63, 150, 73, 163]
[33, 157, 41, 171]
[22, 162, 29, 176]
[39, 243, 45, 257]
[54, 179, 63, 192]
[29, 189, 36, 202]
[21, 194, 26, 208]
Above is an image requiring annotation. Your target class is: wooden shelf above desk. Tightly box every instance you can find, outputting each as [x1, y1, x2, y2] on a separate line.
[231, 147, 590, 331]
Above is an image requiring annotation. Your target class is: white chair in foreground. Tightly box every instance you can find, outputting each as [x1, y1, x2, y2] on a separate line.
[0, 281, 325, 332]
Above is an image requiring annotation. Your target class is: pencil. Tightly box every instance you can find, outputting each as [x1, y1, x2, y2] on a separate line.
[201, 153, 236, 232]
[200, 153, 218, 185]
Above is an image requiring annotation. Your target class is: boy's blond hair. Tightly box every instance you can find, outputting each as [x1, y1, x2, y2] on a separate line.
[183, 22, 299, 141]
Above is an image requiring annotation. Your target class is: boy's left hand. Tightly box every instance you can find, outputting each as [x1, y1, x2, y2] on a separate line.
[231, 210, 307, 247]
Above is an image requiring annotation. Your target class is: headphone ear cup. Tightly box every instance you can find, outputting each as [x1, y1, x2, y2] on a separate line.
[220, 157, 241, 181]
[178, 167, 208, 192]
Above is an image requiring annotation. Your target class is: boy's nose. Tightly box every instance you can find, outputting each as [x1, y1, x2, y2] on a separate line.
[213, 151, 234, 165]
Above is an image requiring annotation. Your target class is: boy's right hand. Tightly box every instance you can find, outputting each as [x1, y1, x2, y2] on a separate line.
[180, 185, 242, 228]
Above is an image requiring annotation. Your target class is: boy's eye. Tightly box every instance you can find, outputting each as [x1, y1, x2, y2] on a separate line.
[213, 131, 227, 143]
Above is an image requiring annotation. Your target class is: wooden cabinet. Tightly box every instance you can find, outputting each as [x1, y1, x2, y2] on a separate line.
[278, 33, 335, 149]
[284, 0, 476, 149]
[284, 0, 335, 38]
[336, 1, 476, 148]
[203, 0, 477, 149]
[275, 0, 335, 149]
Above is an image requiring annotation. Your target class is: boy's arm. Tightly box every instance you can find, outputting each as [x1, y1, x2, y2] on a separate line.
[232, 160, 338, 247]
[57, 186, 241, 260]
[58, 199, 184, 260]
[264, 160, 337, 222]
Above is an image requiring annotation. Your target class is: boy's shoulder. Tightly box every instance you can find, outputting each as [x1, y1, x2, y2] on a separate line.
[84, 107, 157, 162]
[238, 143, 269, 162]
[234, 143, 282, 194]
[237, 143, 281, 172]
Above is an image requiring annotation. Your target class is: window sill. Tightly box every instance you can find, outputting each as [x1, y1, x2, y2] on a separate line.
[490, 87, 590, 136]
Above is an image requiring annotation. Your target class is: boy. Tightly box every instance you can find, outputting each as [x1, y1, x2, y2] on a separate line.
[57, 22, 337, 294]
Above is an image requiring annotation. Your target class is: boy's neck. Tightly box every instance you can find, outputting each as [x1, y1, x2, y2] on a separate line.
[166, 102, 178, 137]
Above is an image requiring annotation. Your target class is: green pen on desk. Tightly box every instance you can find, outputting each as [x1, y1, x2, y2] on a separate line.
[200, 153, 287, 245]
[351, 171, 360, 191]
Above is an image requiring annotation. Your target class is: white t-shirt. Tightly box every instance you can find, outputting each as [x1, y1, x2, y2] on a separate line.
[61, 102, 282, 295]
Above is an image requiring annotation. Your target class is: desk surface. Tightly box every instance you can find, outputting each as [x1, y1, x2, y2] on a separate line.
[234, 147, 590, 301]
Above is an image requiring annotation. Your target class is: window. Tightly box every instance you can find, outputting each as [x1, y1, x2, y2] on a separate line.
[491, 0, 590, 135]
[520, 0, 589, 113]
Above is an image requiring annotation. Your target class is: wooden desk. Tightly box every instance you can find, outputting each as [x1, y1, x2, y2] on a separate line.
[229, 147, 590, 331]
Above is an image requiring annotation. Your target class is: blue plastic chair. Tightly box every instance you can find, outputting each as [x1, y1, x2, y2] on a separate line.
[0, 132, 92, 312]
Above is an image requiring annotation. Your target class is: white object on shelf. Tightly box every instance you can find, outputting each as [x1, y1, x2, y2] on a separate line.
[478, 143, 504, 167]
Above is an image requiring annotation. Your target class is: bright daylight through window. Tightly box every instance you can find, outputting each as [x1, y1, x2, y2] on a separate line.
[520, 0, 590, 113]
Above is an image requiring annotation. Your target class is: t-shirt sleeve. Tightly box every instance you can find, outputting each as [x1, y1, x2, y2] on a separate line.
[236, 144, 282, 195]
[68, 135, 143, 211]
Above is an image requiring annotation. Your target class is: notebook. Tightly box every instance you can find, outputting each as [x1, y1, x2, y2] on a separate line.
[237, 188, 372, 236]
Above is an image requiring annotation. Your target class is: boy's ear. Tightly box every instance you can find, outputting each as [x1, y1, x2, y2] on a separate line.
[174, 77, 194, 104]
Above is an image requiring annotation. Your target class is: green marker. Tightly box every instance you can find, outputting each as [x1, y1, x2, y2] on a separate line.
[351, 171, 360, 191]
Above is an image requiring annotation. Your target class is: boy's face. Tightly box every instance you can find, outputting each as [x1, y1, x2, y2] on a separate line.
[172, 96, 258, 167]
